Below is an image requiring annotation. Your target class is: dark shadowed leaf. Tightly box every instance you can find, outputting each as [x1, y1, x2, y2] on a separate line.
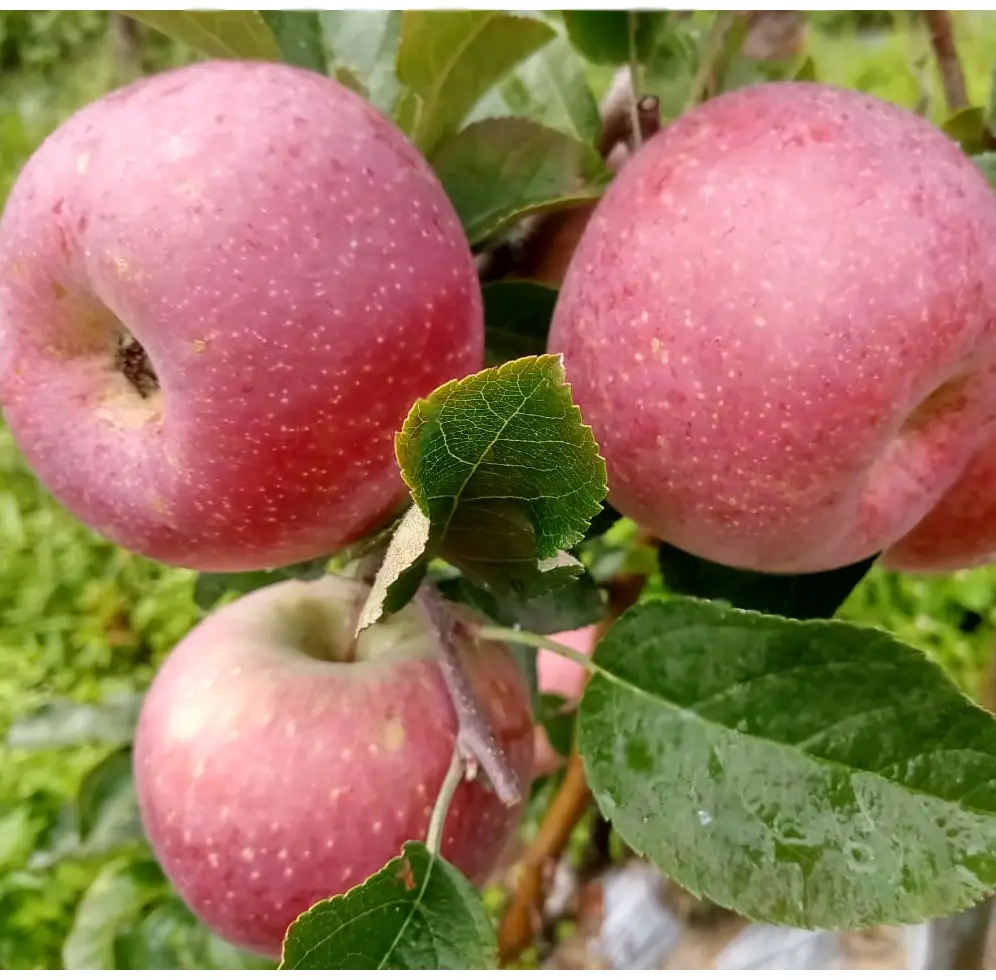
[433, 117, 610, 243]
[395, 11, 555, 152]
[435, 567, 606, 633]
[280, 842, 494, 969]
[359, 356, 606, 628]
[562, 10, 669, 66]
[320, 11, 403, 111]
[579, 597, 996, 930]
[194, 556, 330, 610]
[657, 542, 878, 619]
[482, 280, 558, 366]
[539, 693, 577, 757]
[7, 691, 142, 750]
[260, 11, 326, 72]
[63, 857, 168, 969]
[469, 35, 600, 143]
[126, 11, 279, 60]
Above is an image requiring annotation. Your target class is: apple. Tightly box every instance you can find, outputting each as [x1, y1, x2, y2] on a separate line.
[0, 59, 483, 572]
[534, 625, 597, 776]
[133, 574, 534, 959]
[548, 81, 996, 573]
[884, 437, 996, 571]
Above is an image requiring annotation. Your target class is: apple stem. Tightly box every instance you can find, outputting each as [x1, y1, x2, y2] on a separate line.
[425, 746, 465, 856]
[416, 585, 523, 808]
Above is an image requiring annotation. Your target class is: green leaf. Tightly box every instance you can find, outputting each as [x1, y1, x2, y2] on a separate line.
[642, 20, 700, 118]
[432, 118, 610, 244]
[77, 748, 143, 855]
[260, 11, 326, 72]
[469, 35, 600, 143]
[435, 567, 606, 633]
[395, 11, 555, 153]
[794, 55, 817, 81]
[280, 841, 495, 969]
[63, 858, 167, 969]
[562, 10, 668, 66]
[579, 598, 996, 930]
[359, 355, 606, 627]
[657, 542, 878, 619]
[943, 106, 988, 154]
[539, 693, 577, 757]
[7, 691, 142, 750]
[974, 152, 996, 192]
[320, 11, 403, 112]
[482, 280, 558, 366]
[125, 11, 279, 60]
[193, 555, 330, 610]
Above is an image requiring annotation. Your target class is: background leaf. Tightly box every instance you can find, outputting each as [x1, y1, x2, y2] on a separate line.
[76, 748, 142, 857]
[562, 10, 669, 66]
[468, 35, 600, 143]
[280, 841, 495, 969]
[432, 117, 610, 243]
[657, 542, 879, 618]
[395, 10, 555, 152]
[974, 151, 996, 190]
[580, 598, 996, 930]
[320, 11, 403, 111]
[62, 858, 167, 969]
[943, 105, 987, 153]
[7, 692, 142, 751]
[260, 11, 326, 72]
[125, 11, 279, 60]
[482, 280, 559, 367]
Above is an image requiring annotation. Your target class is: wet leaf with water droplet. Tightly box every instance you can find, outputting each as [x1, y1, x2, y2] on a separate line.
[579, 597, 996, 930]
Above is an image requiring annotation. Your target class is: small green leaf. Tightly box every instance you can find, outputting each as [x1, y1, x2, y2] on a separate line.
[794, 55, 817, 81]
[193, 556, 330, 610]
[63, 858, 167, 969]
[657, 543, 878, 619]
[580, 598, 996, 930]
[77, 748, 143, 855]
[469, 35, 600, 143]
[321, 11, 403, 112]
[395, 11, 555, 152]
[974, 152, 996, 191]
[361, 356, 606, 627]
[433, 118, 610, 244]
[642, 21, 700, 118]
[482, 280, 558, 366]
[280, 841, 495, 969]
[435, 568, 606, 633]
[562, 10, 668, 66]
[125, 11, 279, 60]
[7, 692, 142, 750]
[260, 11, 326, 72]
[943, 106, 987, 154]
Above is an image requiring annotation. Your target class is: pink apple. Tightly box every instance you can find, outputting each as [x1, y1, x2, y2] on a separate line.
[534, 625, 598, 776]
[548, 81, 996, 573]
[0, 59, 482, 572]
[133, 575, 534, 959]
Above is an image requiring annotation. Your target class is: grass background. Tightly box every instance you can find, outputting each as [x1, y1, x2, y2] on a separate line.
[2, 9, 996, 968]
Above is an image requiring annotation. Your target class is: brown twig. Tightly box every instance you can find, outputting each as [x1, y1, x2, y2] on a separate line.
[496, 564, 649, 964]
[497, 748, 593, 964]
[637, 95, 661, 143]
[924, 11, 969, 113]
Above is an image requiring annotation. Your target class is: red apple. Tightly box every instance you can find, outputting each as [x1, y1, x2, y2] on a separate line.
[548, 81, 996, 573]
[0, 59, 482, 572]
[133, 575, 534, 959]
[534, 625, 597, 776]
[884, 437, 996, 571]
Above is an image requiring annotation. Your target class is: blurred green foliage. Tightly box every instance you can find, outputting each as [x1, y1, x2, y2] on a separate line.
[2, 7, 996, 969]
